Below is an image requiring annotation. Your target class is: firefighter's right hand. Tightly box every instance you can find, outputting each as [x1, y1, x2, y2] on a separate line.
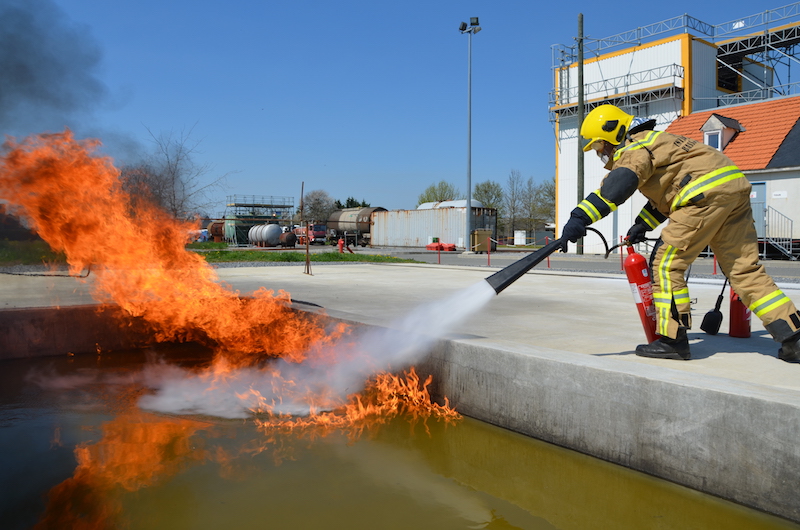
[559, 215, 588, 252]
[626, 223, 648, 244]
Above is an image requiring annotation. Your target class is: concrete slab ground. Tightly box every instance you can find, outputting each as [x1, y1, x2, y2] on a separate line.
[1, 259, 800, 522]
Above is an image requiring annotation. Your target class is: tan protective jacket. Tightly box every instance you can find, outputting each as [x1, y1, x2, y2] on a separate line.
[612, 130, 749, 217]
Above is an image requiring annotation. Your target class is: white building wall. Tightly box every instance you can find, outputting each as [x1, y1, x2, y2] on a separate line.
[556, 39, 685, 107]
[691, 39, 724, 112]
[749, 169, 800, 238]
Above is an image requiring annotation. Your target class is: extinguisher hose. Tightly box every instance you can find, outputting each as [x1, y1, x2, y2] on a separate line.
[714, 277, 729, 311]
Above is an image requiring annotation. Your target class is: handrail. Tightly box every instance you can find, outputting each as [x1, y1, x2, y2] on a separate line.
[765, 206, 797, 260]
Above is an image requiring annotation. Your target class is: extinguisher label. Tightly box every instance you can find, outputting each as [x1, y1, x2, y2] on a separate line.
[631, 282, 657, 319]
[629, 283, 642, 303]
[641, 268, 649, 278]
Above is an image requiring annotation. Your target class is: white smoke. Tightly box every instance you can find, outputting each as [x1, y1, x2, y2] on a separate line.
[138, 280, 497, 418]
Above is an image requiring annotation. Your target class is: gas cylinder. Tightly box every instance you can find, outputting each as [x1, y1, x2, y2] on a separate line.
[624, 245, 658, 343]
[729, 288, 751, 338]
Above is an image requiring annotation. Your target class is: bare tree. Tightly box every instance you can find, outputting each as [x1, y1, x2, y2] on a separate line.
[517, 175, 556, 234]
[301, 189, 336, 224]
[120, 124, 228, 220]
[532, 176, 556, 224]
[504, 170, 524, 233]
[521, 177, 538, 232]
[416, 180, 463, 206]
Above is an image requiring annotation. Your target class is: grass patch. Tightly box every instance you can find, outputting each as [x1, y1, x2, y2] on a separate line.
[0, 240, 67, 266]
[201, 250, 418, 264]
[187, 241, 228, 250]
[0, 241, 420, 266]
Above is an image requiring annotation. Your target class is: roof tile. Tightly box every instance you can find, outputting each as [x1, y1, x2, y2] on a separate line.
[665, 97, 800, 170]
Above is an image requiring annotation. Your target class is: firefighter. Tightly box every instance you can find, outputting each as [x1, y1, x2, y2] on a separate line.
[560, 104, 800, 363]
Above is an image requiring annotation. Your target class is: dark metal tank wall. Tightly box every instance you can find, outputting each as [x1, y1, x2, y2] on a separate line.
[327, 207, 387, 233]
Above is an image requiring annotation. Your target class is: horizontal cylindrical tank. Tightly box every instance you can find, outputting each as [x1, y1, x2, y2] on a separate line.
[279, 231, 297, 247]
[248, 224, 282, 246]
[207, 221, 224, 238]
[327, 207, 386, 233]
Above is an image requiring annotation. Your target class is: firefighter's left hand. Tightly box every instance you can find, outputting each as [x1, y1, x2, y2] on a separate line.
[626, 223, 648, 244]
[559, 215, 588, 252]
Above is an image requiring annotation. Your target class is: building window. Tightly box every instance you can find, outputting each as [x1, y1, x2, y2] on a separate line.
[705, 131, 721, 150]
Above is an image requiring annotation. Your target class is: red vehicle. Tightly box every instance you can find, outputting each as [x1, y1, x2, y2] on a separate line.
[293, 224, 327, 245]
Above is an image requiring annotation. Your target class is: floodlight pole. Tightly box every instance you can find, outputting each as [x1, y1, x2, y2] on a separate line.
[460, 18, 481, 253]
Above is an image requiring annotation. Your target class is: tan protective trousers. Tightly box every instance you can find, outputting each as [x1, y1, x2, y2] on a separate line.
[651, 186, 800, 341]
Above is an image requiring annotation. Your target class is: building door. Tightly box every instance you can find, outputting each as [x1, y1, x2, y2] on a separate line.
[750, 181, 766, 239]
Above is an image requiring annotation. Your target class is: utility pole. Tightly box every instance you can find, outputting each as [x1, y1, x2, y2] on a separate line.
[577, 13, 585, 255]
[460, 17, 482, 253]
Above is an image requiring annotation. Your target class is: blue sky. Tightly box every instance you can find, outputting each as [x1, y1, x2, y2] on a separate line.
[10, 1, 767, 213]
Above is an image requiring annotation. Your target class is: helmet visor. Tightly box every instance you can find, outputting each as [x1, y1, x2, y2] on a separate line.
[583, 138, 605, 153]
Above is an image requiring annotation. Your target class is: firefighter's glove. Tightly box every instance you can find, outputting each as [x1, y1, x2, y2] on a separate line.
[559, 215, 588, 252]
[626, 223, 648, 244]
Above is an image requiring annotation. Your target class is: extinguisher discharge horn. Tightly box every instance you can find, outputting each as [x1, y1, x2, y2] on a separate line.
[484, 238, 564, 294]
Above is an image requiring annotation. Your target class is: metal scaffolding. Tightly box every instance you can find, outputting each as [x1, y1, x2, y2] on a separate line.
[222, 195, 295, 246]
[551, 4, 800, 119]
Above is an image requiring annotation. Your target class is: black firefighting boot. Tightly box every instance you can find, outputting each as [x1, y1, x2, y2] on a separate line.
[779, 336, 800, 363]
[765, 320, 800, 364]
[635, 327, 690, 360]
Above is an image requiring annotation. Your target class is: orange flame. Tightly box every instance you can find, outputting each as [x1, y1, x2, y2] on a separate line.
[251, 368, 460, 436]
[0, 130, 346, 364]
[2, 131, 458, 431]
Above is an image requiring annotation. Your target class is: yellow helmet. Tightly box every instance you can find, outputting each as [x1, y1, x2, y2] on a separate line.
[580, 104, 634, 152]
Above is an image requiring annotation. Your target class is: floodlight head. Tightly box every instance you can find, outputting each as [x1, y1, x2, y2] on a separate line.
[459, 21, 468, 31]
[472, 26, 481, 34]
[470, 17, 479, 26]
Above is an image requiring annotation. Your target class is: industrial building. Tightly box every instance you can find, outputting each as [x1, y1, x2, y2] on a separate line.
[552, 5, 800, 258]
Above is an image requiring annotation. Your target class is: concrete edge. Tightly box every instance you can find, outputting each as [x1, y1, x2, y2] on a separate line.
[415, 337, 800, 523]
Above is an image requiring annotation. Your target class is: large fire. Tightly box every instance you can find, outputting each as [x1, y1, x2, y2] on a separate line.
[0, 131, 459, 423]
[2, 131, 465, 529]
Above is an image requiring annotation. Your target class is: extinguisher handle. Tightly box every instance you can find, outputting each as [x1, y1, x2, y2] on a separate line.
[604, 236, 661, 259]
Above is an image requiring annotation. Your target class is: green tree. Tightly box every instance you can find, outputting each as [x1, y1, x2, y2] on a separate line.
[334, 197, 371, 209]
[473, 180, 505, 216]
[416, 180, 463, 206]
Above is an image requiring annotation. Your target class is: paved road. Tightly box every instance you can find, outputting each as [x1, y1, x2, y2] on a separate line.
[357, 246, 800, 283]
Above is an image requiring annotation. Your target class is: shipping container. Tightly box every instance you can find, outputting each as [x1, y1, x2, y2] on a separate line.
[371, 207, 496, 249]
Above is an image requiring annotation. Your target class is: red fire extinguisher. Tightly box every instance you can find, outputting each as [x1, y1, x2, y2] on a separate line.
[623, 244, 658, 343]
[729, 288, 751, 338]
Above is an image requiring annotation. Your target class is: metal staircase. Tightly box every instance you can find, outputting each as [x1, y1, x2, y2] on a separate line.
[762, 206, 797, 260]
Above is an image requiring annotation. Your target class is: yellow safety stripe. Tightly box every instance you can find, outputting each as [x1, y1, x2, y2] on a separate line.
[671, 166, 745, 211]
[576, 201, 601, 223]
[654, 244, 679, 336]
[750, 290, 791, 318]
[657, 244, 678, 296]
[613, 131, 662, 161]
[673, 288, 691, 306]
[576, 190, 617, 223]
[638, 208, 661, 229]
[653, 293, 673, 336]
